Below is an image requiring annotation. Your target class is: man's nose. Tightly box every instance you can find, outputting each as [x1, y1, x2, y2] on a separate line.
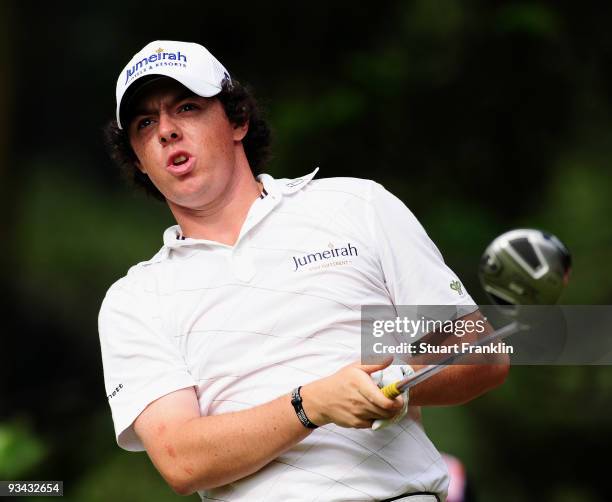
[158, 114, 181, 145]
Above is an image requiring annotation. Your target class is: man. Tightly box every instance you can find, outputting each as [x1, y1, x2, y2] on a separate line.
[99, 40, 509, 501]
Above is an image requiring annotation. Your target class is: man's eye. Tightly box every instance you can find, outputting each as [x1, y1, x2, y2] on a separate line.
[137, 118, 153, 130]
[179, 103, 197, 112]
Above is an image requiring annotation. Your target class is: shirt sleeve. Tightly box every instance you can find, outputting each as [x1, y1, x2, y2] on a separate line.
[366, 181, 477, 310]
[98, 278, 197, 451]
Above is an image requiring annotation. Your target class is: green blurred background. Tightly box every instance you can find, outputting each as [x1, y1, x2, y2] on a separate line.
[1, 1, 611, 500]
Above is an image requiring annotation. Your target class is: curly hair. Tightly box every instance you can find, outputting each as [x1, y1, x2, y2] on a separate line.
[103, 79, 272, 201]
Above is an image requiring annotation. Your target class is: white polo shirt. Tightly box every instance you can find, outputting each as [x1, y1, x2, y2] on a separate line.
[98, 169, 476, 501]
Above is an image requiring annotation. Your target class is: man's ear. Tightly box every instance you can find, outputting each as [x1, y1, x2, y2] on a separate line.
[233, 120, 249, 142]
[134, 159, 147, 174]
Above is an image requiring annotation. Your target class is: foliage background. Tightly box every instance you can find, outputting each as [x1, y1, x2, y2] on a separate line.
[1, 1, 611, 500]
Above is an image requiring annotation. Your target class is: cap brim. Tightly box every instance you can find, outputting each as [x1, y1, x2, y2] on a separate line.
[118, 75, 170, 130]
[116, 72, 223, 129]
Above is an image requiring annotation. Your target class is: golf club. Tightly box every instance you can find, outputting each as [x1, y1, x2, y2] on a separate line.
[377, 228, 572, 400]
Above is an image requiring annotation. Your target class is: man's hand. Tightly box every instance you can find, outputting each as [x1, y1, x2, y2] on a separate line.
[300, 359, 405, 428]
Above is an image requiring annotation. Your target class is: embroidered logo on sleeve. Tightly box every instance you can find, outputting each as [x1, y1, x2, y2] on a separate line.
[450, 280, 464, 296]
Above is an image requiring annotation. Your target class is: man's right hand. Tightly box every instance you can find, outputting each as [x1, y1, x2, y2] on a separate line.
[300, 359, 405, 429]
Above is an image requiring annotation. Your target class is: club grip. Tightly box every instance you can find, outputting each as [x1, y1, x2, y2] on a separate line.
[380, 381, 401, 399]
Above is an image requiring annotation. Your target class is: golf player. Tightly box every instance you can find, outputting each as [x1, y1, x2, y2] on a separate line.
[98, 40, 509, 501]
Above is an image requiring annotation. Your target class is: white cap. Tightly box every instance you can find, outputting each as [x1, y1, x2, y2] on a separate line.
[115, 40, 231, 129]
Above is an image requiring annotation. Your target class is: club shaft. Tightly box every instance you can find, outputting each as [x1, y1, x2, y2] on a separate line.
[394, 320, 522, 393]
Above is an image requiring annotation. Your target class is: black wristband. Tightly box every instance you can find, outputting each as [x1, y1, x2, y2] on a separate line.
[290, 386, 319, 429]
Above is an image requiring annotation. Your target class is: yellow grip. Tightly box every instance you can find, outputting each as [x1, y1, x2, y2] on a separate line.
[380, 381, 401, 399]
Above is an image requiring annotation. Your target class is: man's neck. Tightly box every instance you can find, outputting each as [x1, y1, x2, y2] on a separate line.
[167, 163, 263, 247]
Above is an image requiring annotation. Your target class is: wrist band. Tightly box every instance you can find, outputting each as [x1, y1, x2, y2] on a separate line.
[291, 386, 319, 429]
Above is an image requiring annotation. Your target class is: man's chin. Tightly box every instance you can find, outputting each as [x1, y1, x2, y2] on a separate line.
[165, 191, 211, 212]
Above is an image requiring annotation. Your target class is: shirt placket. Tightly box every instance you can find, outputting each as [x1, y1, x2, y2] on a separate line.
[229, 187, 280, 282]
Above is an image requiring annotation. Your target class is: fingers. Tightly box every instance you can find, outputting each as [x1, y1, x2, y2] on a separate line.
[352, 367, 401, 408]
[358, 389, 404, 419]
[345, 359, 405, 418]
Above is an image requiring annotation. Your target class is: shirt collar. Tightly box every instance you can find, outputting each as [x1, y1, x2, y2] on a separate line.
[257, 167, 319, 197]
[162, 167, 319, 249]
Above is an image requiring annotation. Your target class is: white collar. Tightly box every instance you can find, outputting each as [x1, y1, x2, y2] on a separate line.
[161, 167, 319, 249]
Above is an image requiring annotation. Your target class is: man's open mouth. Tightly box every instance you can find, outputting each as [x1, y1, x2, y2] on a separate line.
[172, 154, 189, 166]
[166, 151, 195, 176]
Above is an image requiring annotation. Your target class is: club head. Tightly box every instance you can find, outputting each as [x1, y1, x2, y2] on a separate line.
[479, 229, 571, 309]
